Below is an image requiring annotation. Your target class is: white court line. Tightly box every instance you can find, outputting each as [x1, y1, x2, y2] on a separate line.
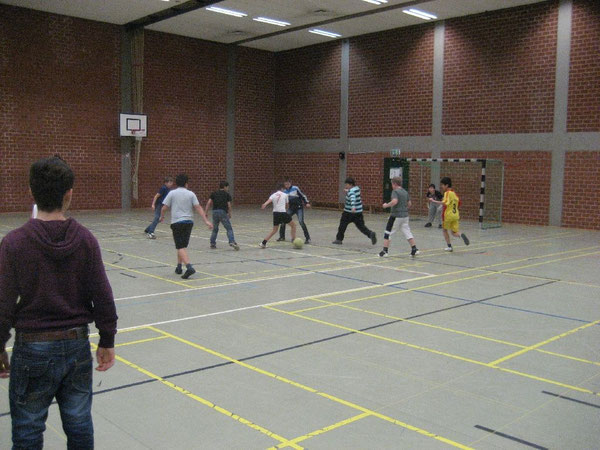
[114, 263, 435, 302]
[109, 272, 436, 333]
[8, 268, 436, 350]
[98, 219, 431, 276]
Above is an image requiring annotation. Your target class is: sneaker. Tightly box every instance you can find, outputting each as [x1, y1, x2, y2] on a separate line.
[332, 240, 343, 245]
[230, 242, 240, 251]
[438, 224, 442, 228]
[411, 248, 420, 257]
[304, 239, 311, 245]
[181, 267, 196, 279]
[210, 244, 217, 249]
[444, 246, 453, 252]
[276, 237, 285, 242]
[147, 233, 156, 239]
[461, 233, 470, 246]
[175, 266, 183, 274]
[379, 250, 388, 257]
[424, 222, 432, 228]
[259, 242, 266, 248]
[370, 232, 377, 245]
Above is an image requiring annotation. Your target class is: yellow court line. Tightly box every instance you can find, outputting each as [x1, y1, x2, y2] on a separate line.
[265, 306, 600, 398]
[536, 349, 600, 367]
[103, 248, 240, 283]
[110, 350, 299, 449]
[114, 335, 169, 347]
[290, 248, 600, 314]
[306, 297, 600, 368]
[148, 326, 473, 449]
[488, 319, 600, 366]
[104, 262, 191, 287]
[272, 412, 371, 449]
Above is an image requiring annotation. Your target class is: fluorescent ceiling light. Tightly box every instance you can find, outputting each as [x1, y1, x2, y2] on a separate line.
[402, 8, 437, 20]
[309, 29, 342, 38]
[253, 17, 291, 27]
[205, 6, 247, 18]
[362, 0, 388, 5]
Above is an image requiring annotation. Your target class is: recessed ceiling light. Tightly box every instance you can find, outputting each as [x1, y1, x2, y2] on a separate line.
[362, 0, 388, 5]
[253, 17, 291, 27]
[402, 8, 437, 20]
[205, 6, 247, 18]
[309, 29, 342, 38]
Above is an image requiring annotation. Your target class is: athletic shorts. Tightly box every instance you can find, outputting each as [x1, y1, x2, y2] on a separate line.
[384, 216, 413, 240]
[443, 218, 459, 233]
[171, 221, 194, 249]
[273, 212, 292, 226]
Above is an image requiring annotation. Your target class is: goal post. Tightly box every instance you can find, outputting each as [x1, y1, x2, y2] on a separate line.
[401, 158, 504, 229]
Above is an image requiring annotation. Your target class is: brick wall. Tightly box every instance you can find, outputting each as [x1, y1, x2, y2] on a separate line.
[442, 152, 552, 226]
[274, 153, 340, 206]
[234, 47, 275, 204]
[562, 152, 600, 229]
[275, 42, 341, 140]
[137, 31, 228, 207]
[567, 0, 600, 132]
[349, 25, 434, 137]
[443, 2, 558, 134]
[0, 5, 121, 212]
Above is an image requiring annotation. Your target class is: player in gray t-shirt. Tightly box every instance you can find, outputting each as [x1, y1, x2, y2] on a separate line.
[160, 174, 213, 279]
[379, 177, 419, 257]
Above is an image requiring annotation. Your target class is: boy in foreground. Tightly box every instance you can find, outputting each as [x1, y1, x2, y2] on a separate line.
[260, 183, 296, 248]
[429, 176, 470, 252]
[379, 176, 419, 257]
[0, 156, 118, 449]
[160, 173, 213, 278]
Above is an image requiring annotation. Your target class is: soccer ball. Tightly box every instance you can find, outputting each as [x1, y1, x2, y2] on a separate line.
[292, 238, 304, 249]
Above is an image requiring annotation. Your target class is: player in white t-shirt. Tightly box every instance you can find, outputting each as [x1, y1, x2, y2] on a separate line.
[259, 183, 297, 248]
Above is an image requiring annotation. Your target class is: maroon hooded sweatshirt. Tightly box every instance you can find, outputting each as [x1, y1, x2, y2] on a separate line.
[0, 218, 117, 351]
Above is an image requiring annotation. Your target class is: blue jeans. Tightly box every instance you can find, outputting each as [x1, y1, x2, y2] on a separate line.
[9, 337, 94, 450]
[279, 207, 310, 240]
[144, 205, 162, 234]
[210, 210, 235, 245]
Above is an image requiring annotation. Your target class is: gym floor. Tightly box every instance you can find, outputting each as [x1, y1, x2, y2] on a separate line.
[1, 206, 599, 449]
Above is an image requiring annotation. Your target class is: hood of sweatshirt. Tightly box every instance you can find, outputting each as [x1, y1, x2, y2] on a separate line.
[24, 218, 84, 260]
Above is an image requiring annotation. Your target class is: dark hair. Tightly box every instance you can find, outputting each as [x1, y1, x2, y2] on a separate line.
[391, 176, 402, 186]
[440, 177, 452, 187]
[429, 183, 436, 189]
[219, 180, 229, 189]
[284, 177, 291, 183]
[29, 156, 75, 212]
[164, 176, 174, 183]
[175, 174, 188, 187]
[276, 182, 285, 190]
[344, 177, 356, 186]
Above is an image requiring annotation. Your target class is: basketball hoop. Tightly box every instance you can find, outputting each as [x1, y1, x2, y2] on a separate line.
[131, 129, 143, 141]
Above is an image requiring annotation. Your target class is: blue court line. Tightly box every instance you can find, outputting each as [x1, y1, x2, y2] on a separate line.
[541, 390, 600, 409]
[256, 256, 592, 324]
[0, 279, 595, 419]
[474, 425, 548, 449]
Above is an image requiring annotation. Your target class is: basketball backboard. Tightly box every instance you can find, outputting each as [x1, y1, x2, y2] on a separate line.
[120, 113, 147, 137]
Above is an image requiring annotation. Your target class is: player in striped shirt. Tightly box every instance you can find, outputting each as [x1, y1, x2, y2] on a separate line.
[332, 177, 377, 245]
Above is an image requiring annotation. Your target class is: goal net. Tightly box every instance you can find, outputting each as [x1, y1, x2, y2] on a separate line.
[404, 158, 503, 229]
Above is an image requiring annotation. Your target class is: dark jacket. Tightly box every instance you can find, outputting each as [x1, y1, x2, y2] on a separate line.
[0, 218, 117, 350]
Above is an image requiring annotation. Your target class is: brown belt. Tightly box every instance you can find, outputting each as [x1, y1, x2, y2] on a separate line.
[17, 326, 89, 343]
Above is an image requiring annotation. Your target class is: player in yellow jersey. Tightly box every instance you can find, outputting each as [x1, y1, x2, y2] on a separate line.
[429, 177, 470, 252]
